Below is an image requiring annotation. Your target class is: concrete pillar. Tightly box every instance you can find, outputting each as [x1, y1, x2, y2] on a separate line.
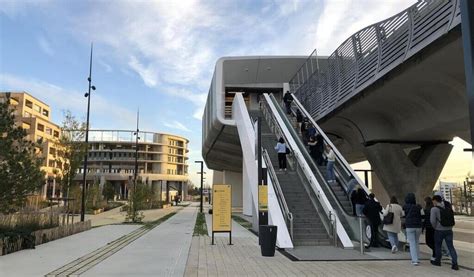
[223, 170, 243, 208]
[364, 142, 453, 203]
[371, 172, 390, 206]
[52, 178, 56, 198]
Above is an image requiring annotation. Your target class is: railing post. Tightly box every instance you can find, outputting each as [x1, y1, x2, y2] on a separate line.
[359, 216, 365, 254]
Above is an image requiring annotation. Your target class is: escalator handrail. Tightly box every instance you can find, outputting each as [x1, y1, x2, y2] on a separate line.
[262, 148, 294, 239]
[289, 95, 371, 196]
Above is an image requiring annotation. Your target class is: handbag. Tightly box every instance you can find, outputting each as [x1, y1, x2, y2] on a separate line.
[383, 204, 394, 225]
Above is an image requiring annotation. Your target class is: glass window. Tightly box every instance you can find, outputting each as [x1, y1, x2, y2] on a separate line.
[53, 130, 59, 138]
[33, 104, 41, 113]
[37, 123, 44, 132]
[25, 100, 33, 108]
[36, 135, 43, 143]
[45, 127, 52, 135]
[48, 160, 55, 167]
[42, 109, 49, 117]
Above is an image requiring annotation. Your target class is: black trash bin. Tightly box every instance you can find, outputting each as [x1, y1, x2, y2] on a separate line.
[259, 225, 277, 257]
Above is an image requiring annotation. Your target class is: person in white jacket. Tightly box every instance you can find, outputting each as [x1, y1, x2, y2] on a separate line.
[383, 196, 405, 253]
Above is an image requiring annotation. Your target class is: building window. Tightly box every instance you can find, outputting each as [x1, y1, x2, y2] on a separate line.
[22, 122, 31, 130]
[45, 127, 52, 135]
[36, 135, 43, 144]
[33, 104, 41, 113]
[37, 123, 44, 132]
[50, 147, 56, 156]
[25, 100, 33, 108]
[42, 109, 49, 117]
[48, 160, 55, 167]
[53, 130, 59, 138]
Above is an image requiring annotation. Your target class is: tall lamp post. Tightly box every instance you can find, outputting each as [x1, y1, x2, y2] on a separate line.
[132, 110, 140, 219]
[80, 43, 96, 222]
[195, 161, 205, 213]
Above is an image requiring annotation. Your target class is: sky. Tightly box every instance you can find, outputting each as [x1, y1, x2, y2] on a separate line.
[0, 0, 471, 187]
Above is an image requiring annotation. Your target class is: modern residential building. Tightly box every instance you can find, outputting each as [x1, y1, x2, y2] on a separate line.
[0, 91, 65, 199]
[74, 130, 189, 202]
[439, 181, 458, 203]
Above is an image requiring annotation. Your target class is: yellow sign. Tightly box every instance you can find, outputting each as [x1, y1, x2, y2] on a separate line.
[258, 185, 268, 211]
[212, 184, 232, 232]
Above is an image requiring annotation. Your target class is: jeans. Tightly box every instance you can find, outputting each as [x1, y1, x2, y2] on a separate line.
[434, 230, 458, 265]
[326, 161, 335, 181]
[406, 228, 422, 263]
[277, 153, 287, 169]
[387, 231, 399, 248]
[356, 204, 365, 217]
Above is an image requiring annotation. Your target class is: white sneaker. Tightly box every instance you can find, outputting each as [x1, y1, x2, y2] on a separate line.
[411, 262, 419, 266]
[284, 168, 287, 171]
[391, 245, 396, 253]
[279, 169, 282, 171]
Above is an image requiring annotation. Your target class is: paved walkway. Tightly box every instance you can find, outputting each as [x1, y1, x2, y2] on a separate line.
[82, 204, 197, 276]
[185, 215, 473, 276]
[0, 225, 140, 276]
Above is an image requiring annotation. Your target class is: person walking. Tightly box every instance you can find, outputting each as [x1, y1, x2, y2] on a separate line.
[325, 145, 336, 183]
[403, 193, 424, 266]
[423, 196, 436, 261]
[283, 91, 293, 114]
[363, 193, 382, 248]
[354, 187, 367, 217]
[382, 196, 404, 253]
[274, 137, 288, 171]
[430, 194, 458, 270]
[315, 134, 325, 166]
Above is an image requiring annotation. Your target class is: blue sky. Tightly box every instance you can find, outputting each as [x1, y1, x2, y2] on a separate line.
[8, 0, 463, 185]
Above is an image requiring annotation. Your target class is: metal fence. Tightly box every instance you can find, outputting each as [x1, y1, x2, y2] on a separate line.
[290, 0, 462, 120]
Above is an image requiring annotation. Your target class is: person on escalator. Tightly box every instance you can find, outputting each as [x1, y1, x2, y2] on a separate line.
[300, 118, 309, 144]
[315, 134, 325, 166]
[307, 124, 316, 139]
[382, 196, 404, 253]
[354, 187, 367, 216]
[363, 193, 382, 248]
[403, 193, 424, 266]
[325, 145, 336, 183]
[283, 91, 293, 115]
[274, 137, 288, 171]
[307, 136, 318, 160]
[296, 109, 303, 129]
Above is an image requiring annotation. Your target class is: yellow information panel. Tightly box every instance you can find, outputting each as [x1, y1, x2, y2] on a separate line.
[212, 184, 232, 232]
[258, 185, 268, 211]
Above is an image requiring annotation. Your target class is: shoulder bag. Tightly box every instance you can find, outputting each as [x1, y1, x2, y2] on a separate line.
[383, 204, 394, 225]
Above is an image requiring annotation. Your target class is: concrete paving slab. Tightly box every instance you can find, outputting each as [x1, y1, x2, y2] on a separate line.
[0, 225, 140, 277]
[82, 204, 198, 277]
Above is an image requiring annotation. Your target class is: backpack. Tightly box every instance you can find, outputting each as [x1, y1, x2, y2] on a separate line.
[436, 206, 455, 227]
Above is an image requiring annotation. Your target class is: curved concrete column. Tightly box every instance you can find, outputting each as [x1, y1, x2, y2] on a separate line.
[363, 142, 453, 203]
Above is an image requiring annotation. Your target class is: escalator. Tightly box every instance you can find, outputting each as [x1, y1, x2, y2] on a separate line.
[249, 110, 333, 246]
[268, 93, 389, 248]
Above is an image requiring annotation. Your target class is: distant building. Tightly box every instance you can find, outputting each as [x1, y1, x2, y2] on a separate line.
[439, 181, 458, 203]
[0, 92, 65, 199]
[74, 130, 189, 202]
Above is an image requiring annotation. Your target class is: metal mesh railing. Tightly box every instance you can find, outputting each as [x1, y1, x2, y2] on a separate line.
[290, 0, 461, 120]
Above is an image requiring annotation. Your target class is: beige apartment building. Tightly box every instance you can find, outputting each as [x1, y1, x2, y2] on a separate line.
[0, 92, 65, 199]
[74, 130, 189, 202]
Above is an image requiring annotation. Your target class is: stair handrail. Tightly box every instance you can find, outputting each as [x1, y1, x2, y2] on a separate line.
[262, 148, 294, 239]
[290, 95, 371, 196]
[262, 93, 353, 248]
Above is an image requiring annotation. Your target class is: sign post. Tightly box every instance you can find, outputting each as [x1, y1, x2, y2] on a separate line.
[212, 184, 232, 245]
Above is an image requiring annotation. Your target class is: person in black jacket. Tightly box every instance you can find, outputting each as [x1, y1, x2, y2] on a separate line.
[283, 91, 293, 114]
[423, 196, 435, 261]
[403, 193, 425, 265]
[296, 109, 303, 128]
[354, 187, 367, 216]
[363, 193, 382, 248]
[315, 134, 325, 165]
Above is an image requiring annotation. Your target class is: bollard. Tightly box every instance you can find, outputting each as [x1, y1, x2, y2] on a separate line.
[359, 216, 364, 254]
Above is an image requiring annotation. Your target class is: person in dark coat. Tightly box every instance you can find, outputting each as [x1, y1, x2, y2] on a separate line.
[315, 134, 325, 165]
[296, 109, 303, 128]
[354, 187, 367, 216]
[300, 118, 308, 144]
[283, 91, 293, 114]
[403, 192, 424, 265]
[350, 189, 358, 216]
[363, 193, 382, 248]
[423, 196, 435, 261]
[307, 136, 318, 160]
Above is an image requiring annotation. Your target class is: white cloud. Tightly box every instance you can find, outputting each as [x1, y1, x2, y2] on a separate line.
[164, 120, 191, 132]
[128, 56, 159, 87]
[98, 59, 112, 72]
[37, 35, 54, 56]
[0, 73, 137, 129]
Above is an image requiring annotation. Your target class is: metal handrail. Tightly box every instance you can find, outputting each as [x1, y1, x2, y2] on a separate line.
[262, 148, 294, 239]
[290, 0, 461, 120]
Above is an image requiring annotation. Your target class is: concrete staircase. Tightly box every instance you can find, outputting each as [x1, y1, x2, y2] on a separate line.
[249, 109, 331, 246]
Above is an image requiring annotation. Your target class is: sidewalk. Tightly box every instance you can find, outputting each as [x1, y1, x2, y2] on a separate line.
[82, 203, 198, 276]
[0, 224, 140, 276]
[185, 216, 473, 276]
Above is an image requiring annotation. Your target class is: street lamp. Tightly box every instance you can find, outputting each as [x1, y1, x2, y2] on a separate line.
[80, 43, 96, 222]
[195, 161, 206, 213]
[132, 110, 140, 219]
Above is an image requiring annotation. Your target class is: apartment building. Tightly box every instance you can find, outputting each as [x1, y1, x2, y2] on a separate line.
[0, 92, 65, 199]
[75, 130, 189, 202]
